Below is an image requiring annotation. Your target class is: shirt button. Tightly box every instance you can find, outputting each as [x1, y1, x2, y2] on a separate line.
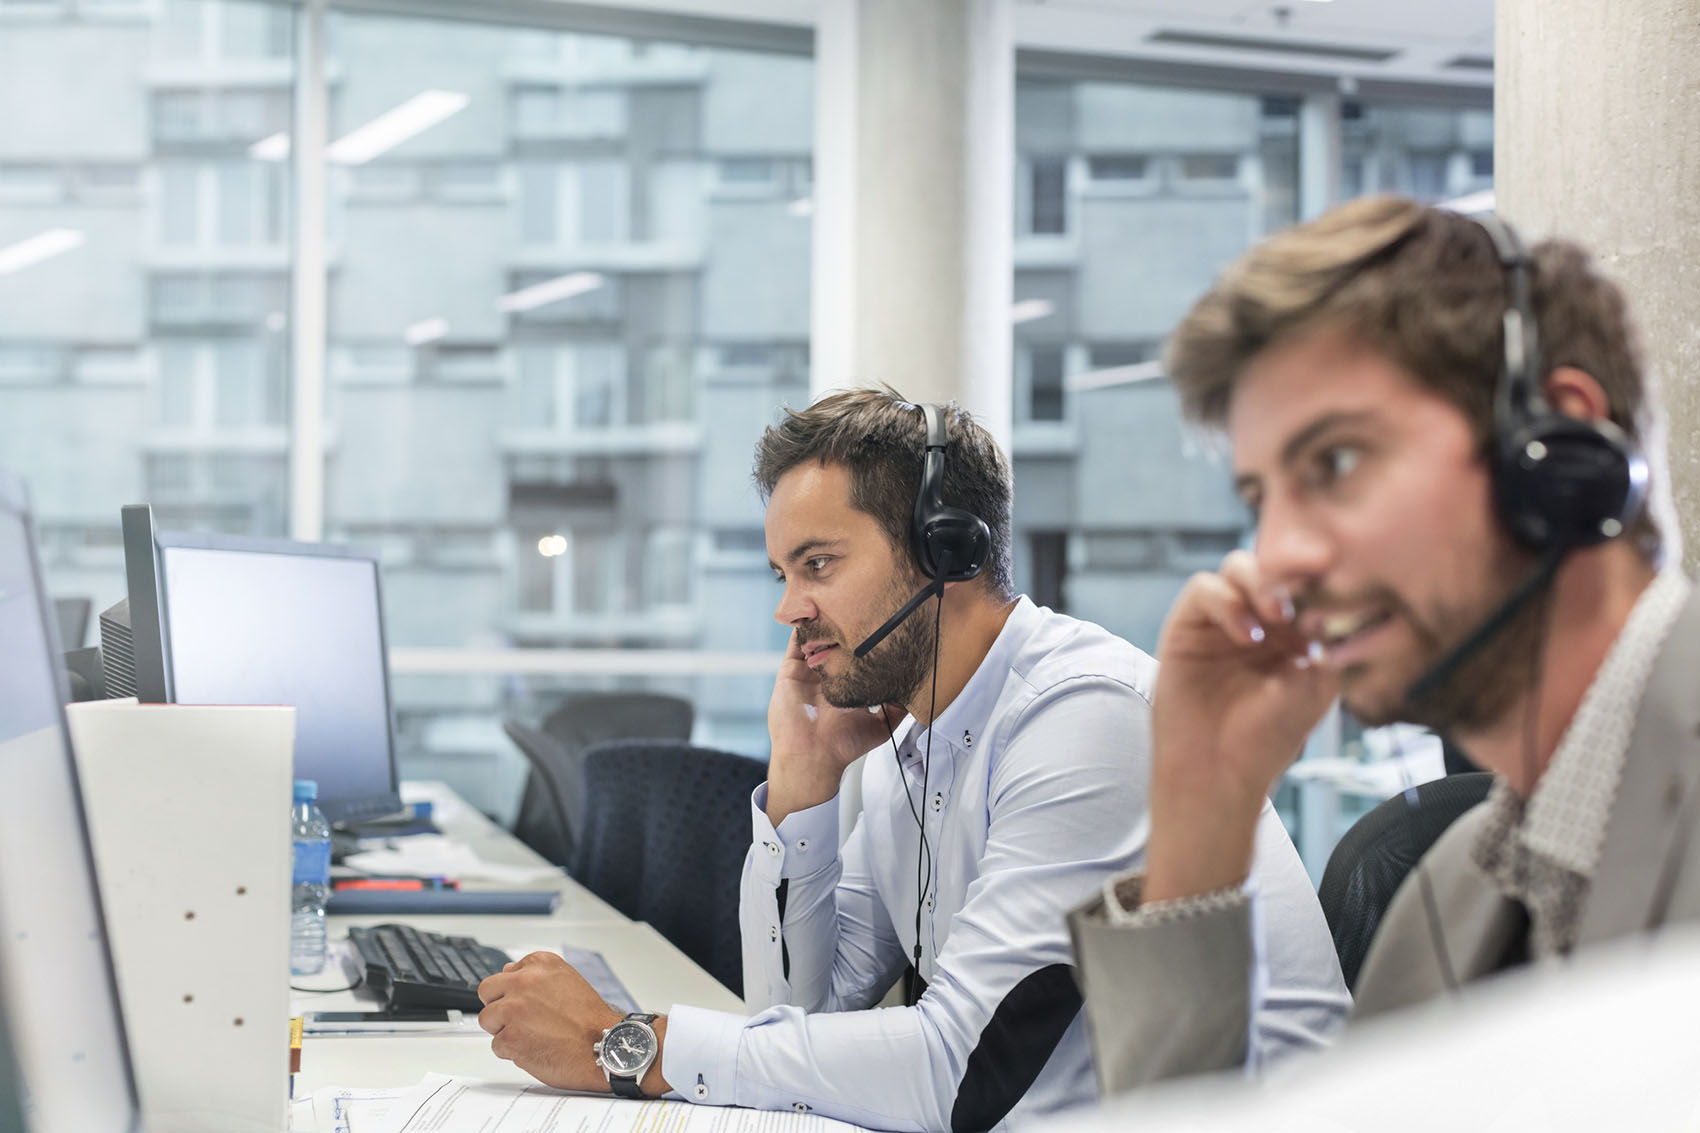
[793, 1103, 812, 1113]
[962, 730, 973, 747]
[765, 842, 780, 856]
[931, 793, 943, 812]
[770, 926, 778, 942]
[695, 1083, 710, 1100]
[925, 896, 933, 911]
[797, 838, 809, 851]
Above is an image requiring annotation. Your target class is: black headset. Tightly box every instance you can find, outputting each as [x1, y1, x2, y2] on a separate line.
[1476, 214, 1649, 554]
[911, 402, 991, 583]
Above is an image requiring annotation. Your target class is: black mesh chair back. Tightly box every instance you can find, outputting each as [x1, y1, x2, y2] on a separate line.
[1318, 771, 1495, 992]
[507, 692, 694, 867]
[571, 740, 770, 997]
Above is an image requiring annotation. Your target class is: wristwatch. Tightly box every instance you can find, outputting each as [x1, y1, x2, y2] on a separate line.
[593, 1012, 660, 1099]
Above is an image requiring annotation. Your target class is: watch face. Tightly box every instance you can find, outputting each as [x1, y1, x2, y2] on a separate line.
[601, 1021, 656, 1075]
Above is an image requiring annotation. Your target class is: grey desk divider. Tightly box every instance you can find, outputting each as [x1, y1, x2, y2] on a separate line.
[66, 699, 295, 1133]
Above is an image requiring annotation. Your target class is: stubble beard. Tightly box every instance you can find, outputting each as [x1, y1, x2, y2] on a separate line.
[814, 571, 937, 710]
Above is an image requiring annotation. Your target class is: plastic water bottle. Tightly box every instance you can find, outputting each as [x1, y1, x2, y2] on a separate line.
[290, 779, 332, 976]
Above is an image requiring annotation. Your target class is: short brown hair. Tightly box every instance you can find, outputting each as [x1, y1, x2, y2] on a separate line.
[753, 387, 1015, 597]
[1165, 194, 1658, 558]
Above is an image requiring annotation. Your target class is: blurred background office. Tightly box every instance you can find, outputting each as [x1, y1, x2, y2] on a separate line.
[0, 0, 1505, 868]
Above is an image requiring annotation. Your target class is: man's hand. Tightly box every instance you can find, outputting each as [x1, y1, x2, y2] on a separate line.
[1144, 550, 1339, 903]
[478, 952, 671, 1096]
[765, 630, 904, 825]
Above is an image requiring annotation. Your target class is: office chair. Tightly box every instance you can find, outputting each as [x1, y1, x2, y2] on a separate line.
[1318, 771, 1494, 992]
[505, 691, 694, 867]
[571, 740, 770, 997]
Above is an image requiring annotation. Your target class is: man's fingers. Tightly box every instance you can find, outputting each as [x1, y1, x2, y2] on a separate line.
[1179, 570, 1269, 648]
[477, 999, 506, 1035]
[784, 628, 805, 661]
[1218, 550, 1296, 633]
[478, 971, 509, 1005]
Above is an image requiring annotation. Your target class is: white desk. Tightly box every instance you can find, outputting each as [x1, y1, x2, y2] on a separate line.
[293, 782, 745, 1095]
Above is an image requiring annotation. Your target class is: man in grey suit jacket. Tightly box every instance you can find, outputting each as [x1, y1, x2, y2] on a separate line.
[1068, 194, 1696, 1092]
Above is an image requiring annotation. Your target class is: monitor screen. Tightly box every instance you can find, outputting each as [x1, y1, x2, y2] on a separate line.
[156, 538, 401, 824]
[0, 477, 140, 1131]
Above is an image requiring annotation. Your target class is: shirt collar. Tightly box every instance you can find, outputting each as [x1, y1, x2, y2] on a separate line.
[1520, 568, 1693, 875]
[897, 595, 1040, 761]
[1475, 569, 1692, 887]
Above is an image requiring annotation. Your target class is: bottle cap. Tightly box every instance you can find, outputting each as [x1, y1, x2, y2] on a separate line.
[293, 779, 318, 801]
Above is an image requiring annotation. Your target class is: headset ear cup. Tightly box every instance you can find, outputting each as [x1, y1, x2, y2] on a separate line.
[921, 509, 990, 583]
[1496, 414, 1648, 552]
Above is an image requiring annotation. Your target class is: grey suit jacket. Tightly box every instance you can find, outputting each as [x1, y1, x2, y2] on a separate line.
[1069, 585, 1700, 1094]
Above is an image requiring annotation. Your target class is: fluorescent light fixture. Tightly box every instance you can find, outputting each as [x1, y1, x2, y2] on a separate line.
[496, 272, 605, 314]
[326, 91, 470, 166]
[249, 133, 290, 162]
[1010, 299, 1055, 325]
[403, 317, 449, 346]
[0, 229, 85, 276]
[1439, 188, 1495, 215]
[537, 535, 568, 558]
[788, 197, 815, 217]
[1064, 359, 1166, 392]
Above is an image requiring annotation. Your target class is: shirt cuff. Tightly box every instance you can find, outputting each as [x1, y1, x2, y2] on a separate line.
[1101, 870, 1249, 927]
[660, 1004, 746, 1106]
[749, 782, 840, 882]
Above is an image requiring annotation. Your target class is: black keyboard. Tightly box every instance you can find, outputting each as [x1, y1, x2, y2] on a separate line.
[348, 923, 513, 1012]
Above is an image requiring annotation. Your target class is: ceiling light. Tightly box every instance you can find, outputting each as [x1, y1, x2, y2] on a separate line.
[0, 229, 85, 276]
[1439, 188, 1495, 214]
[496, 272, 605, 314]
[249, 133, 290, 162]
[1063, 360, 1166, 392]
[403, 317, 449, 346]
[1010, 299, 1055, 325]
[537, 535, 568, 558]
[327, 91, 470, 166]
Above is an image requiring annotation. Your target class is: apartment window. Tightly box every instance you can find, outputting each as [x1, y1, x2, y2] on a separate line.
[158, 161, 287, 248]
[644, 528, 692, 608]
[510, 344, 626, 430]
[1471, 150, 1493, 178]
[1028, 345, 1066, 423]
[156, 340, 286, 430]
[0, 165, 63, 203]
[518, 162, 630, 244]
[511, 86, 625, 140]
[1026, 157, 1067, 235]
[1178, 153, 1239, 182]
[1028, 532, 1068, 613]
[1087, 154, 1150, 182]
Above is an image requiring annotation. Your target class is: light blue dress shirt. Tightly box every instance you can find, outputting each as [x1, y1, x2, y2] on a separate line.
[660, 596, 1342, 1131]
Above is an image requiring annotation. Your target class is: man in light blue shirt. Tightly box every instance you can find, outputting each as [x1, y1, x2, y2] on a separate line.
[476, 390, 1346, 1131]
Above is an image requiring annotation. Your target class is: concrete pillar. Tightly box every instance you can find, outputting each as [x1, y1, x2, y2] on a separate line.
[1298, 92, 1341, 222]
[811, 0, 1014, 449]
[1497, 0, 1700, 572]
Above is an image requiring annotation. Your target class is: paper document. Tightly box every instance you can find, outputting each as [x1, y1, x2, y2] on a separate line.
[342, 835, 561, 885]
[291, 1084, 415, 1133]
[376, 1075, 872, 1133]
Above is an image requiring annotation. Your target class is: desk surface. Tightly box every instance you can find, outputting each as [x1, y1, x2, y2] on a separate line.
[293, 781, 744, 1094]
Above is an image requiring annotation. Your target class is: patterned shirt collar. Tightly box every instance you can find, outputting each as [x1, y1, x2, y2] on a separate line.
[1473, 569, 1692, 956]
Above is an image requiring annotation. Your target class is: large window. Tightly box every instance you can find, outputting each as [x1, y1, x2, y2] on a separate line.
[1009, 78, 1297, 652]
[319, 13, 813, 801]
[0, 0, 294, 629]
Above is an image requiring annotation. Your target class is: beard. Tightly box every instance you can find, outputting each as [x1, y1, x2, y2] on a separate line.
[1332, 545, 1549, 736]
[799, 569, 938, 710]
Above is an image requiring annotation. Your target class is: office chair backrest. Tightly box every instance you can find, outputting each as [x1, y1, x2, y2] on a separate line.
[571, 740, 769, 997]
[509, 691, 695, 867]
[1318, 771, 1495, 992]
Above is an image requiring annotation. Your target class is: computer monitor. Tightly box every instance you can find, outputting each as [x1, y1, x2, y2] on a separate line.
[116, 503, 404, 825]
[0, 467, 142, 1131]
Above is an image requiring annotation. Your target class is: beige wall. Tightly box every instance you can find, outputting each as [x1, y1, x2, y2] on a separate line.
[1498, 0, 1700, 572]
